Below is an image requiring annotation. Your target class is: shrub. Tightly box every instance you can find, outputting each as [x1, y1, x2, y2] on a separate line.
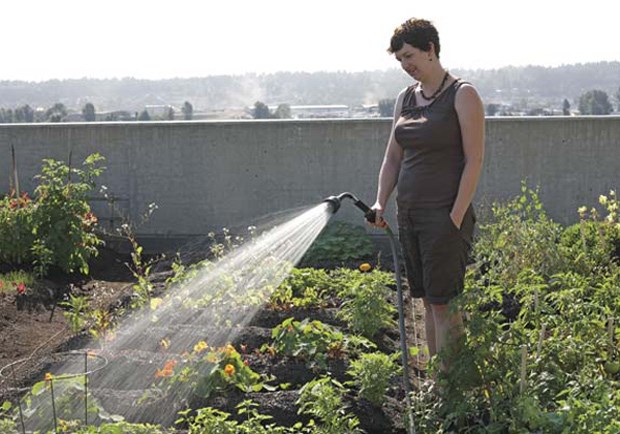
[0, 153, 105, 276]
[336, 270, 396, 338]
[346, 352, 400, 405]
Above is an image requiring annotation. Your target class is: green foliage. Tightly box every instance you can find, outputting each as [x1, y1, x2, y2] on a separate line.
[270, 268, 340, 309]
[61, 294, 89, 334]
[0, 154, 104, 276]
[473, 181, 565, 286]
[411, 186, 620, 433]
[177, 400, 309, 434]
[0, 190, 37, 265]
[560, 191, 620, 275]
[336, 269, 396, 338]
[346, 352, 400, 405]
[267, 318, 375, 369]
[297, 377, 362, 434]
[301, 221, 374, 265]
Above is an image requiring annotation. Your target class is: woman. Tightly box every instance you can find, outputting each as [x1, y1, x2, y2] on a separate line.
[371, 18, 485, 370]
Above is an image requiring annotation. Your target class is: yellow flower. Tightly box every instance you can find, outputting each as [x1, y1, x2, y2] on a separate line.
[599, 195, 608, 205]
[193, 340, 208, 354]
[224, 344, 235, 357]
[359, 263, 372, 272]
[44, 373, 53, 382]
[224, 364, 236, 377]
[577, 206, 587, 215]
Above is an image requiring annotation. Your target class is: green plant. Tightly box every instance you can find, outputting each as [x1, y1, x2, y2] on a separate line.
[0, 190, 36, 265]
[560, 191, 620, 275]
[176, 400, 308, 434]
[269, 268, 339, 309]
[346, 352, 400, 406]
[297, 377, 362, 434]
[266, 318, 374, 369]
[0, 401, 16, 433]
[473, 181, 565, 286]
[61, 294, 89, 334]
[30, 154, 105, 276]
[301, 221, 374, 265]
[336, 271, 396, 338]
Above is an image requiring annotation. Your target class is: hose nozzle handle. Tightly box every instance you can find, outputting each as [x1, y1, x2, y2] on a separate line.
[352, 199, 380, 224]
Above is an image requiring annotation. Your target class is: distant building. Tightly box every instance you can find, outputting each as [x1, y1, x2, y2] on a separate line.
[282, 105, 350, 119]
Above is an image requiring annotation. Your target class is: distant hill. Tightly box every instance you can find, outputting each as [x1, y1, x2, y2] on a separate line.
[0, 62, 618, 113]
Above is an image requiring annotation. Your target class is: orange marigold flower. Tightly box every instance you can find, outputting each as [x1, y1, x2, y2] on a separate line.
[224, 364, 235, 377]
[0, 280, 4, 289]
[155, 359, 178, 378]
[16, 283, 26, 294]
[44, 373, 53, 382]
[359, 263, 372, 272]
[193, 340, 208, 354]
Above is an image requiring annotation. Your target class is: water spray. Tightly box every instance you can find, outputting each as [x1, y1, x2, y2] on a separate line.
[323, 192, 416, 434]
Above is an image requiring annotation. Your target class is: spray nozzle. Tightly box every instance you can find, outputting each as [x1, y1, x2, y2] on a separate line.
[322, 192, 379, 224]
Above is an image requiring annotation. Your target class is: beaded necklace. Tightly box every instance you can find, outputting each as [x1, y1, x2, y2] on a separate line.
[419, 71, 449, 101]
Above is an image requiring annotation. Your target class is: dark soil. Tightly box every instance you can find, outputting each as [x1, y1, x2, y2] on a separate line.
[0, 247, 135, 402]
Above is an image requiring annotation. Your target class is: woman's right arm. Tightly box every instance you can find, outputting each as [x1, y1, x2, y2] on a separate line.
[371, 88, 406, 226]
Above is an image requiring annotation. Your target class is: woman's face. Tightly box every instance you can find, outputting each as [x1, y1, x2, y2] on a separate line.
[394, 42, 429, 80]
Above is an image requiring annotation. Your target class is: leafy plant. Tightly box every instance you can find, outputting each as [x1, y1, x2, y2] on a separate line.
[177, 400, 308, 434]
[269, 268, 340, 309]
[336, 270, 396, 338]
[266, 318, 374, 369]
[0, 154, 104, 276]
[346, 352, 400, 406]
[297, 377, 362, 434]
[30, 154, 105, 276]
[301, 221, 374, 265]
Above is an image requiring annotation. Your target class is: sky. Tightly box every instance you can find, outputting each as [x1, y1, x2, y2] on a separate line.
[2, 0, 618, 82]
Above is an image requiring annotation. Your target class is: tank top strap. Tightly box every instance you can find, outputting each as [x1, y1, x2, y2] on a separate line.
[401, 84, 418, 109]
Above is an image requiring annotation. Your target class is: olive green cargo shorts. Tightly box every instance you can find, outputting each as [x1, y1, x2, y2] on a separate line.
[397, 205, 475, 305]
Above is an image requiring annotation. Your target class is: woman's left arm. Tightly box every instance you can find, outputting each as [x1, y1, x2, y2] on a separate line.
[450, 84, 485, 228]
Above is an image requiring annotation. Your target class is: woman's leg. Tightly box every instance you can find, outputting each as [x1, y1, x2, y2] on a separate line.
[430, 302, 464, 370]
[422, 298, 437, 358]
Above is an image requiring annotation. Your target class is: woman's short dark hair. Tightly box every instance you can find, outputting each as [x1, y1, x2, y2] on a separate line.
[388, 18, 440, 58]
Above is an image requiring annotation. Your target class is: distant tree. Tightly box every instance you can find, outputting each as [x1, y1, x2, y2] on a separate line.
[167, 107, 175, 120]
[486, 103, 499, 116]
[562, 99, 571, 116]
[273, 103, 291, 119]
[46, 103, 67, 122]
[182, 101, 193, 120]
[82, 102, 96, 122]
[253, 101, 272, 119]
[138, 110, 151, 121]
[578, 89, 613, 115]
[15, 105, 35, 122]
[0, 108, 14, 123]
[615, 86, 620, 112]
[378, 99, 395, 117]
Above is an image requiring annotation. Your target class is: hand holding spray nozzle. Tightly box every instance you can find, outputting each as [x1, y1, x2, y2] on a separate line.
[322, 192, 386, 227]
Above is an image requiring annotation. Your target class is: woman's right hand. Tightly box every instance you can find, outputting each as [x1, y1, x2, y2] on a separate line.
[369, 203, 388, 228]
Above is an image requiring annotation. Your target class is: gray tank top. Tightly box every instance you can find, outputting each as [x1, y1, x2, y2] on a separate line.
[394, 79, 468, 209]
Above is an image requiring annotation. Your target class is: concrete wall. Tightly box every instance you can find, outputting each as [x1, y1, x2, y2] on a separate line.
[1, 117, 619, 251]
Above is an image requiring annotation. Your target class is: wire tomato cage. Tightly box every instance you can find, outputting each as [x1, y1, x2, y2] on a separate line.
[0, 350, 108, 434]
